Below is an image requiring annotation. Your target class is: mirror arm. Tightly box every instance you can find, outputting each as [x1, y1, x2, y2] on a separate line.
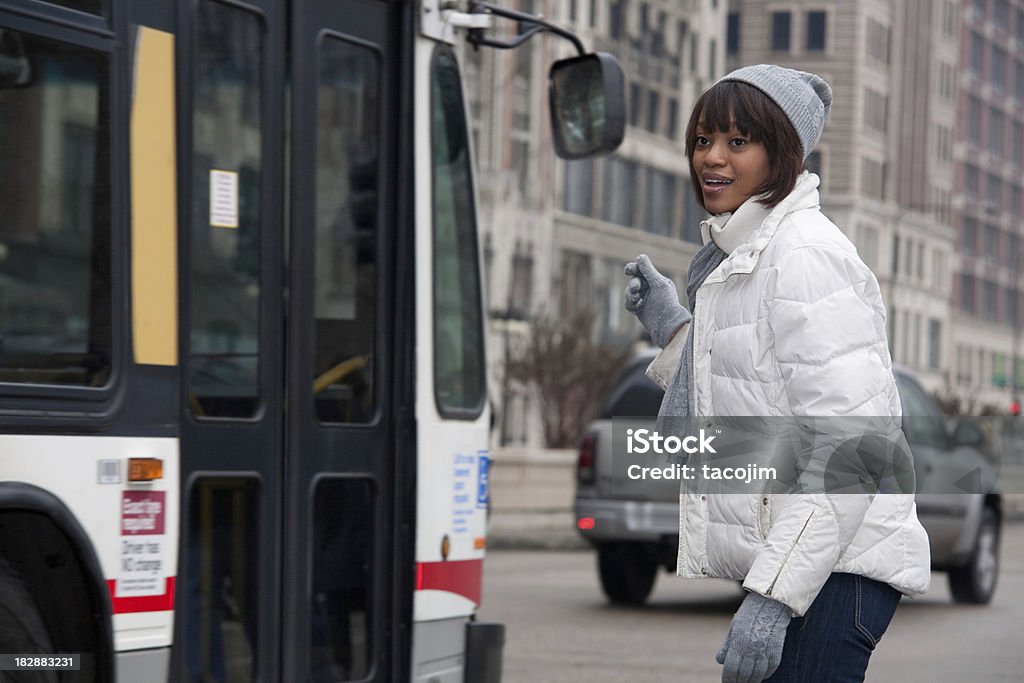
[467, 1, 586, 55]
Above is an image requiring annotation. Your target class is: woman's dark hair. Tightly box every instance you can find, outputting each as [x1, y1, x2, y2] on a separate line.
[684, 80, 805, 210]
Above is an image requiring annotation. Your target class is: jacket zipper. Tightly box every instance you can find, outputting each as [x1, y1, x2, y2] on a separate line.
[765, 509, 815, 596]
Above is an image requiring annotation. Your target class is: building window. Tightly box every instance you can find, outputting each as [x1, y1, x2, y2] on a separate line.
[993, 353, 1007, 387]
[962, 217, 977, 255]
[995, 0, 1010, 27]
[987, 174, 1002, 210]
[913, 313, 922, 367]
[861, 157, 885, 199]
[806, 11, 826, 51]
[961, 274, 976, 313]
[690, 31, 698, 73]
[992, 46, 1007, 92]
[563, 158, 595, 216]
[985, 224, 999, 263]
[560, 251, 592, 318]
[609, 0, 625, 41]
[866, 19, 890, 64]
[939, 61, 956, 101]
[928, 319, 941, 369]
[863, 88, 888, 132]
[509, 247, 534, 320]
[965, 165, 979, 198]
[666, 98, 678, 139]
[942, 0, 958, 36]
[967, 96, 982, 145]
[601, 156, 638, 227]
[892, 235, 900, 275]
[771, 12, 791, 51]
[727, 12, 740, 56]
[936, 124, 953, 162]
[987, 107, 1003, 155]
[932, 187, 951, 225]
[970, 32, 984, 77]
[645, 89, 659, 133]
[932, 248, 946, 290]
[643, 167, 676, 236]
[983, 280, 998, 320]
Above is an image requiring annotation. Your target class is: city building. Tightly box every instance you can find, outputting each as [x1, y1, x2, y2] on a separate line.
[463, 0, 727, 445]
[728, 0, 956, 397]
[950, 0, 1024, 412]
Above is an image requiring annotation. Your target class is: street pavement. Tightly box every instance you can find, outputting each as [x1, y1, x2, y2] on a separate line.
[479, 522, 1024, 682]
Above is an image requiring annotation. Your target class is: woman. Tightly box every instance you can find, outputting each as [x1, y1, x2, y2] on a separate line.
[623, 65, 931, 682]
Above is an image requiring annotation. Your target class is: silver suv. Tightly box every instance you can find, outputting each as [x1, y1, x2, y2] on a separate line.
[573, 351, 1002, 605]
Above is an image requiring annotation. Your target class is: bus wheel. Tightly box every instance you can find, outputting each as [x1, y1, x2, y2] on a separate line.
[0, 560, 58, 683]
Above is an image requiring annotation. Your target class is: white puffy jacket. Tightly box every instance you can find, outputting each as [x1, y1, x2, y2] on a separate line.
[648, 172, 931, 616]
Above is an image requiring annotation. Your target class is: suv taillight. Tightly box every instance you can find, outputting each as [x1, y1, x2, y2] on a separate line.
[577, 432, 596, 485]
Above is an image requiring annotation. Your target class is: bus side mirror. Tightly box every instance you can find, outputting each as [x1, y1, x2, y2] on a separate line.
[0, 29, 33, 89]
[548, 52, 625, 159]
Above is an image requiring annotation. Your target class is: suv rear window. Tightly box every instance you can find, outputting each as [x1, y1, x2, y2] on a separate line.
[600, 357, 663, 418]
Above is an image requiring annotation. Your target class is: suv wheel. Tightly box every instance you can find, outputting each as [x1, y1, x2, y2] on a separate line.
[948, 507, 1000, 604]
[596, 542, 657, 605]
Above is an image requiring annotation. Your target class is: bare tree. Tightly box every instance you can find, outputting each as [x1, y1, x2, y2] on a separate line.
[505, 309, 632, 448]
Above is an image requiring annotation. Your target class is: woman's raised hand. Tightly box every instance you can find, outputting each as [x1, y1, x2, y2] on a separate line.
[623, 254, 691, 347]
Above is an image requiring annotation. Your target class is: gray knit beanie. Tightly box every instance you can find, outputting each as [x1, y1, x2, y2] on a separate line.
[718, 64, 832, 159]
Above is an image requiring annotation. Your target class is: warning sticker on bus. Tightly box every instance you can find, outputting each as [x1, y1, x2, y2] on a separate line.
[116, 491, 167, 598]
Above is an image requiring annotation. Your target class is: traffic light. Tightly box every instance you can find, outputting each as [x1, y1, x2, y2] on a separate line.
[1011, 401, 1020, 416]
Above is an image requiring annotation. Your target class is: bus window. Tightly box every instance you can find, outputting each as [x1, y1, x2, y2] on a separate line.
[431, 46, 485, 418]
[48, 1, 103, 14]
[313, 36, 379, 424]
[0, 29, 111, 387]
[183, 478, 260, 682]
[310, 477, 374, 682]
[188, 0, 263, 418]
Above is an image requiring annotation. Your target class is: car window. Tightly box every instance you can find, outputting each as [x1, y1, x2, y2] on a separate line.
[896, 373, 947, 449]
[600, 358, 663, 418]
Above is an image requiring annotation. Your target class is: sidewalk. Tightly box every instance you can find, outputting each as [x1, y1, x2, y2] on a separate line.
[488, 446, 1024, 551]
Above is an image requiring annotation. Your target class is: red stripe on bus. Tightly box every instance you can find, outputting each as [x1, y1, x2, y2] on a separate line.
[416, 559, 482, 604]
[106, 578, 176, 614]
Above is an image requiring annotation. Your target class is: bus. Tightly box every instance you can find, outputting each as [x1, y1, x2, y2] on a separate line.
[0, 0, 623, 680]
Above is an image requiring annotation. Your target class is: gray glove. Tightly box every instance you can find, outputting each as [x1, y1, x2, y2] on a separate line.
[716, 591, 791, 683]
[623, 254, 691, 348]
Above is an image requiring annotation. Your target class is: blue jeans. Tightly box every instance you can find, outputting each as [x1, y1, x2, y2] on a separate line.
[765, 573, 901, 682]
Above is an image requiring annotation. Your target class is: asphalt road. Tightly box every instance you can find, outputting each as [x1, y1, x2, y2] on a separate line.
[478, 522, 1024, 682]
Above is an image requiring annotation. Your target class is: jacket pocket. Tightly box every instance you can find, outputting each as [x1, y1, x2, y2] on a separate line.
[766, 508, 816, 597]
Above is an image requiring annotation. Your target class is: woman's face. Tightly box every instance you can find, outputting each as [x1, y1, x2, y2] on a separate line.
[691, 120, 771, 215]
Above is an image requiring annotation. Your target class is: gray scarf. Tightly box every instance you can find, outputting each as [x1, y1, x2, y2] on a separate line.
[658, 241, 728, 422]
